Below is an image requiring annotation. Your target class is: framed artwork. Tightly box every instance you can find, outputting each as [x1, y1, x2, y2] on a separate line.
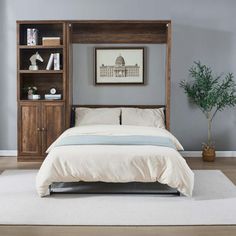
[95, 47, 145, 85]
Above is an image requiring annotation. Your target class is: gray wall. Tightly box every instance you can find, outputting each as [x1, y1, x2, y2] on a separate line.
[73, 44, 166, 105]
[0, 0, 236, 151]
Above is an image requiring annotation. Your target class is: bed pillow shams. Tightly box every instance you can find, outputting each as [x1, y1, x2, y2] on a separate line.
[75, 107, 121, 126]
[121, 107, 165, 128]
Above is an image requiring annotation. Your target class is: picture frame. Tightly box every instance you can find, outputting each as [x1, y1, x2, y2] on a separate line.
[95, 47, 145, 85]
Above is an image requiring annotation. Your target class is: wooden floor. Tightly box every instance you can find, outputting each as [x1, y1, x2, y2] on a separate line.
[0, 156, 236, 236]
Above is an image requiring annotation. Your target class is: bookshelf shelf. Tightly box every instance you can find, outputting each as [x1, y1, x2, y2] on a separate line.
[19, 70, 63, 74]
[19, 99, 65, 102]
[19, 45, 64, 49]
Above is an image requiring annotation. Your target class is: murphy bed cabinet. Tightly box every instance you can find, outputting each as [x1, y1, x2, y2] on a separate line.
[17, 21, 70, 161]
[17, 20, 172, 161]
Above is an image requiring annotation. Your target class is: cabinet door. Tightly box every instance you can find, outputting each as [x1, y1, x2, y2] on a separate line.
[42, 102, 65, 154]
[18, 102, 42, 156]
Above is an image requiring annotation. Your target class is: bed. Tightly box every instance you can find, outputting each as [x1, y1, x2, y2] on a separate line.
[36, 106, 194, 197]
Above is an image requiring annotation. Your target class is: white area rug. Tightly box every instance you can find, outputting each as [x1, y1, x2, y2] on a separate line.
[0, 170, 236, 225]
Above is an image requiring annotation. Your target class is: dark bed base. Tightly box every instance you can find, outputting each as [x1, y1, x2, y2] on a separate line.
[50, 182, 180, 196]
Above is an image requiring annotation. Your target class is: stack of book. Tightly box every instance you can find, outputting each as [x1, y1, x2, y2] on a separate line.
[46, 53, 61, 70]
[44, 94, 62, 100]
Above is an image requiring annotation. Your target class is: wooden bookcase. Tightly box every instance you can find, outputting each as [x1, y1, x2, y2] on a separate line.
[17, 21, 70, 161]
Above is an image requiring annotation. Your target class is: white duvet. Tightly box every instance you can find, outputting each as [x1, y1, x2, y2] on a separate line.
[36, 125, 194, 197]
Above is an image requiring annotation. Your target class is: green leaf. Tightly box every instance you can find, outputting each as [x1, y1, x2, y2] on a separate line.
[180, 61, 236, 119]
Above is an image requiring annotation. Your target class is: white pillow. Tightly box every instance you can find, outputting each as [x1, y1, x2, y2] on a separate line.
[121, 107, 165, 128]
[75, 108, 121, 126]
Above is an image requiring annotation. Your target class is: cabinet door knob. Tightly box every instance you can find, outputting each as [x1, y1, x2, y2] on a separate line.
[37, 128, 41, 131]
[42, 127, 45, 131]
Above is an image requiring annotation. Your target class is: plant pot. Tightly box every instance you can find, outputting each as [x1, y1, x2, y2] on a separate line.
[28, 94, 40, 100]
[202, 146, 216, 162]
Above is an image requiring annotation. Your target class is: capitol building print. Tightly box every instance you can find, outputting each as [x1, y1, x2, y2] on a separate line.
[100, 54, 140, 78]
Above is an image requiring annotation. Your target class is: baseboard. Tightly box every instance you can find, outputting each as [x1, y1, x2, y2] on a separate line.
[180, 151, 236, 157]
[0, 150, 17, 157]
[0, 150, 236, 158]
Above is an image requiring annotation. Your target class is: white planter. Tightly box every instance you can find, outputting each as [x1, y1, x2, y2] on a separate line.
[28, 94, 40, 100]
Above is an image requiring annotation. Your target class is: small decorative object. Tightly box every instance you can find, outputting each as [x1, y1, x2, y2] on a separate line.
[27, 28, 38, 46]
[180, 61, 236, 161]
[29, 52, 44, 70]
[95, 47, 144, 84]
[42, 37, 61, 46]
[25, 86, 40, 100]
[50, 87, 57, 95]
[45, 88, 61, 100]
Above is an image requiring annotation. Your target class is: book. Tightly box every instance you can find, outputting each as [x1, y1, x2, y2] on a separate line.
[54, 53, 60, 70]
[46, 53, 54, 70]
[44, 94, 62, 100]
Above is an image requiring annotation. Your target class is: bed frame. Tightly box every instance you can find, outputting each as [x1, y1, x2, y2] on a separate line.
[50, 104, 180, 196]
[50, 182, 180, 195]
[55, 20, 174, 195]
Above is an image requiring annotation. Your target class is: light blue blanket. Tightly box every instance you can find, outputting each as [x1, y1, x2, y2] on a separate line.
[54, 135, 176, 149]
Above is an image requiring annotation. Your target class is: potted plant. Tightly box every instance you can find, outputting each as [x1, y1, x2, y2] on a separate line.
[23, 86, 40, 100]
[180, 61, 236, 161]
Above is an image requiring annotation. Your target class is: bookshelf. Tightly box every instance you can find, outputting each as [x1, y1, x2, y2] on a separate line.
[17, 21, 69, 161]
